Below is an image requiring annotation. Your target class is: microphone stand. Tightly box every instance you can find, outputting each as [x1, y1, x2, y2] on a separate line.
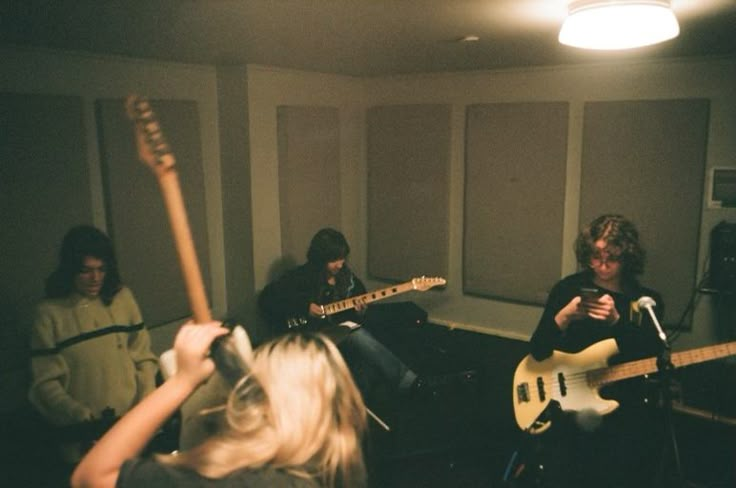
[641, 302, 685, 488]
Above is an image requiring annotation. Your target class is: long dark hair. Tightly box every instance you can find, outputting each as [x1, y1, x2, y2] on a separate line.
[306, 228, 350, 267]
[574, 214, 646, 277]
[306, 228, 357, 297]
[45, 225, 122, 305]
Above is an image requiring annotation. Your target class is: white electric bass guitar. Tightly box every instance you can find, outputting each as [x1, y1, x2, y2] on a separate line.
[513, 338, 736, 434]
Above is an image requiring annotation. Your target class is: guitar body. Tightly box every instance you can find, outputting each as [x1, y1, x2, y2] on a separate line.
[513, 338, 620, 434]
[513, 337, 736, 434]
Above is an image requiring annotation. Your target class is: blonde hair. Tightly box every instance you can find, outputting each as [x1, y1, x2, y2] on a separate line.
[160, 332, 367, 487]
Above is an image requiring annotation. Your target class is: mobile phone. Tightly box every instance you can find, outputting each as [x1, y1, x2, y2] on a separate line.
[580, 287, 601, 301]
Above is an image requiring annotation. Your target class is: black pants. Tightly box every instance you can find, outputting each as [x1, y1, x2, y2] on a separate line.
[515, 405, 664, 488]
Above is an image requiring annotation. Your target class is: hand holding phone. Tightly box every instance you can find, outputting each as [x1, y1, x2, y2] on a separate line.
[578, 287, 620, 323]
[579, 287, 601, 305]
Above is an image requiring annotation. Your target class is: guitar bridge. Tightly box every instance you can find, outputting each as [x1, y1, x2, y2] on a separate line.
[286, 317, 308, 329]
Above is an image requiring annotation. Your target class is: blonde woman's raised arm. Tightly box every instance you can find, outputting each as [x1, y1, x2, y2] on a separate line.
[71, 323, 228, 488]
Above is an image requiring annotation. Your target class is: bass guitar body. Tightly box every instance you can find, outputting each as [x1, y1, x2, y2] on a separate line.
[513, 337, 736, 434]
[513, 339, 620, 434]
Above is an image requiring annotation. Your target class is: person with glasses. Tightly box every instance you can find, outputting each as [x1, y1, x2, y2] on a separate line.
[525, 214, 665, 488]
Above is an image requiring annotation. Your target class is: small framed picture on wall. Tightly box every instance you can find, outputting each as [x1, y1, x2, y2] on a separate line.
[709, 167, 736, 208]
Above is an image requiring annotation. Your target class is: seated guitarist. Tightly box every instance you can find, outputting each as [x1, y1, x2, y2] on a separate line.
[258, 228, 419, 406]
[527, 214, 665, 488]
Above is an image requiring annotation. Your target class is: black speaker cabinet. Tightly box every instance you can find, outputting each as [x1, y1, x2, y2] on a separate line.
[710, 221, 736, 292]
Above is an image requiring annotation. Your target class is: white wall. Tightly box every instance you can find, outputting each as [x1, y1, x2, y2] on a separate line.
[3, 45, 735, 355]
[369, 57, 736, 348]
[245, 57, 736, 349]
[245, 65, 368, 288]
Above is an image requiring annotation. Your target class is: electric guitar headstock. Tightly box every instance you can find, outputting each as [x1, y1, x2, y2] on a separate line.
[411, 276, 447, 291]
[125, 95, 176, 178]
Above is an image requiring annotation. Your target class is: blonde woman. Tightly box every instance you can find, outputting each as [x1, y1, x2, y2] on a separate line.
[71, 323, 367, 488]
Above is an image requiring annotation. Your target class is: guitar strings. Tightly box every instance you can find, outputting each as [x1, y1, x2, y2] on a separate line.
[537, 343, 736, 393]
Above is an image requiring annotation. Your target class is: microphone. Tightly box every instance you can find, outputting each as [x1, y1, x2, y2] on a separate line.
[636, 296, 667, 343]
[637, 296, 656, 310]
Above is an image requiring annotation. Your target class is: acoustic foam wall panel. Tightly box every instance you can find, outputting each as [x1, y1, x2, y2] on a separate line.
[464, 102, 569, 304]
[580, 99, 709, 329]
[277, 106, 341, 268]
[366, 104, 451, 282]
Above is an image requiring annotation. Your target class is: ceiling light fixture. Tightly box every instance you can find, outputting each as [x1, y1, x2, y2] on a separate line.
[559, 0, 680, 50]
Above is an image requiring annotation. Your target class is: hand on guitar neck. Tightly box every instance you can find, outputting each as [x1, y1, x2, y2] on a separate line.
[309, 297, 367, 319]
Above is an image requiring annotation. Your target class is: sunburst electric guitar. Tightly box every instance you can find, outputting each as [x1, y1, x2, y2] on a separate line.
[284, 276, 446, 329]
[513, 338, 736, 434]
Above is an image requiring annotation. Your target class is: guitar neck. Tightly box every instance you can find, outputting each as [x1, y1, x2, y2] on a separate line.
[591, 341, 736, 387]
[158, 171, 211, 323]
[322, 280, 417, 316]
[127, 95, 211, 323]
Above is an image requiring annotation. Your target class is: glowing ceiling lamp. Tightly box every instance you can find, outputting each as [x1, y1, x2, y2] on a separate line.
[559, 0, 680, 50]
